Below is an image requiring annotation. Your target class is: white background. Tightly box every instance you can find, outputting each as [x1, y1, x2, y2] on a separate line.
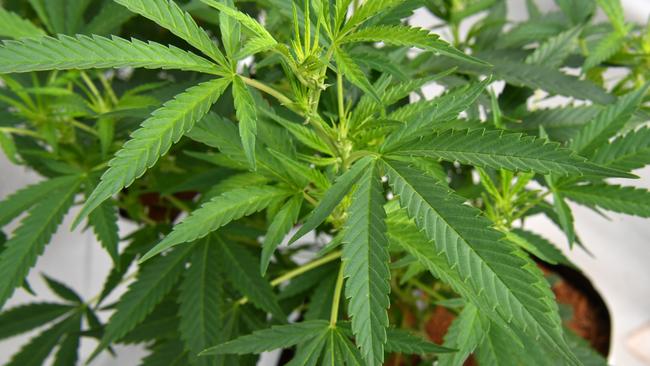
[1, 0, 650, 365]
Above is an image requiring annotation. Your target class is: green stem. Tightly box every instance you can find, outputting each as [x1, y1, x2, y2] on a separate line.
[238, 251, 342, 305]
[409, 278, 446, 302]
[241, 76, 295, 108]
[80, 71, 107, 112]
[0, 127, 43, 139]
[337, 72, 347, 137]
[329, 264, 345, 326]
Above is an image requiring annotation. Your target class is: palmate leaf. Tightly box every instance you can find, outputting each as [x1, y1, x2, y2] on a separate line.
[595, 0, 626, 34]
[438, 304, 487, 366]
[200, 320, 329, 355]
[5, 312, 81, 366]
[178, 238, 223, 366]
[342, 25, 487, 65]
[233, 75, 258, 170]
[507, 229, 572, 266]
[592, 127, 650, 171]
[286, 329, 329, 366]
[0, 35, 222, 75]
[381, 78, 490, 151]
[0, 302, 74, 340]
[525, 27, 582, 68]
[141, 186, 287, 261]
[342, 162, 390, 365]
[0, 175, 81, 227]
[474, 321, 529, 366]
[88, 200, 120, 266]
[571, 83, 650, 155]
[385, 328, 455, 355]
[334, 47, 381, 102]
[83, 1, 136, 35]
[261, 195, 303, 274]
[561, 184, 650, 218]
[341, 0, 405, 33]
[473, 53, 615, 105]
[555, 0, 595, 24]
[140, 340, 189, 366]
[114, 0, 228, 67]
[43, 275, 83, 304]
[0, 8, 46, 39]
[290, 156, 374, 244]
[0, 176, 81, 308]
[52, 332, 81, 366]
[583, 31, 626, 71]
[75, 78, 230, 228]
[387, 128, 632, 177]
[382, 159, 578, 365]
[342, 160, 390, 366]
[217, 238, 285, 320]
[201, 0, 277, 46]
[88, 244, 194, 361]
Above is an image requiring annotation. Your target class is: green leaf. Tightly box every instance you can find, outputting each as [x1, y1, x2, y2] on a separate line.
[83, 1, 136, 35]
[5, 312, 80, 366]
[334, 47, 380, 102]
[507, 229, 572, 266]
[218, 238, 285, 319]
[200, 320, 329, 355]
[219, 0, 241, 60]
[0, 302, 74, 341]
[233, 75, 258, 170]
[75, 78, 230, 228]
[583, 31, 626, 71]
[0, 8, 46, 39]
[592, 127, 650, 171]
[554, 0, 595, 24]
[88, 200, 120, 266]
[551, 188, 576, 246]
[141, 186, 287, 262]
[140, 339, 189, 366]
[290, 156, 374, 244]
[178, 238, 224, 366]
[388, 128, 628, 177]
[342, 160, 390, 366]
[385, 328, 455, 355]
[52, 332, 80, 366]
[595, 0, 626, 34]
[474, 321, 529, 365]
[42, 275, 83, 304]
[259, 107, 333, 155]
[0, 175, 81, 227]
[0, 177, 80, 308]
[476, 53, 615, 105]
[285, 329, 329, 366]
[381, 78, 490, 151]
[201, 0, 276, 44]
[342, 0, 405, 33]
[565, 328, 608, 366]
[438, 304, 488, 366]
[114, 0, 228, 66]
[561, 184, 650, 218]
[261, 195, 303, 275]
[88, 244, 194, 361]
[0, 35, 222, 75]
[525, 27, 582, 68]
[382, 159, 578, 365]
[342, 25, 487, 65]
[571, 83, 650, 155]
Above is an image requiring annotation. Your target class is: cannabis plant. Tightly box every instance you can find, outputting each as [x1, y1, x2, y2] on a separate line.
[1, 0, 649, 365]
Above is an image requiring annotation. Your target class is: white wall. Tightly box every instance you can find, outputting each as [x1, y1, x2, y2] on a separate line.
[1, 1, 650, 365]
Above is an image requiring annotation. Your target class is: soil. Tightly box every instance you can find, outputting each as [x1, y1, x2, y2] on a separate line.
[390, 264, 611, 365]
[540, 263, 612, 356]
